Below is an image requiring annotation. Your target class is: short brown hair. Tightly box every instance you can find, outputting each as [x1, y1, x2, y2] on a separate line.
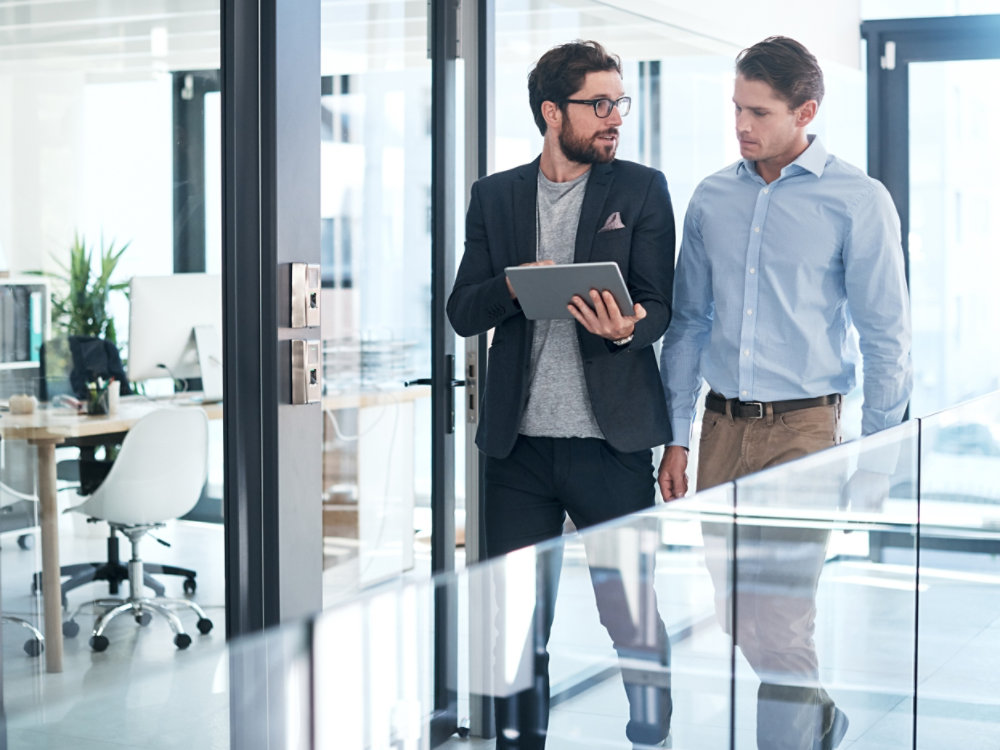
[528, 40, 622, 135]
[736, 36, 824, 109]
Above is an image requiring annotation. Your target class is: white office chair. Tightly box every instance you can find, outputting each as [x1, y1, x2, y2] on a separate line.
[61, 408, 214, 651]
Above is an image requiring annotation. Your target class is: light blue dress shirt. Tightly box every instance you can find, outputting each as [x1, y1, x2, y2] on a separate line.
[660, 136, 913, 447]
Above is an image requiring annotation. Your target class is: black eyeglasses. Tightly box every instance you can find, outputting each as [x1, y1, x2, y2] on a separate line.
[563, 96, 631, 118]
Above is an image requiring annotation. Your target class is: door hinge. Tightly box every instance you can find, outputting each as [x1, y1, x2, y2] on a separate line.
[881, 41, 896, 71]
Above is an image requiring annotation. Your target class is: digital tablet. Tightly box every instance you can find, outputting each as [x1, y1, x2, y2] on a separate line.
[505, 262, 634, 320]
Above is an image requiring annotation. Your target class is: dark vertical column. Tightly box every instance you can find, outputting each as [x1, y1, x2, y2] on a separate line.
[430, 0, 460, 743]
[465, 0, 495, 739]
[222, 0, 321, 745]
[172, 70, 219, 273]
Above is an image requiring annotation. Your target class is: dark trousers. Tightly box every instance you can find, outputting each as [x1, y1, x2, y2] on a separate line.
[484, 435, 672, 749]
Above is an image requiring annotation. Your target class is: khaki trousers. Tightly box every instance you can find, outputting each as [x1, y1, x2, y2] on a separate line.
[698, 399, 844, 750]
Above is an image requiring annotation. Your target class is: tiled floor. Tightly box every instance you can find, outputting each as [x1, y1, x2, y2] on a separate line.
[3, 514, 1000, 749]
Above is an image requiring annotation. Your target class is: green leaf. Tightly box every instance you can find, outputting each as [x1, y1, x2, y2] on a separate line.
[34, 232, 131, 345]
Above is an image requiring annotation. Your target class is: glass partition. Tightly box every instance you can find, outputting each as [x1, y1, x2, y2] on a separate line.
[318, 0, 439, 602]
[730, 422, 920, 749]
[915, 391, 1000, 748]
[5, 393, 1000, 747]
[0, 0, 224, 689]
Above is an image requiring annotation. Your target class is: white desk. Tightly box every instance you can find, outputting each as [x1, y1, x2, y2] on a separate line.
[0, 396, 222, 672]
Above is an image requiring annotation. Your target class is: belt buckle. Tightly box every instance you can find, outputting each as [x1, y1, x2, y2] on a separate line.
[742, 401, 764, 419]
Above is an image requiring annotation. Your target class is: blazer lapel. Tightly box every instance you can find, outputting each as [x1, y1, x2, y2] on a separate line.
[574, 161, 615, 263]
[512, 158, 540, 265]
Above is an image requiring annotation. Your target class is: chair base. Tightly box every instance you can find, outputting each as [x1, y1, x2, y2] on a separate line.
[64, 595, 213, 652]
[32, 532, 198, 602]
[2, 615, 44, 657]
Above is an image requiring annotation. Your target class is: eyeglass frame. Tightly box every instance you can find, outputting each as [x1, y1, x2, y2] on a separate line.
[561, 96, 631, 118]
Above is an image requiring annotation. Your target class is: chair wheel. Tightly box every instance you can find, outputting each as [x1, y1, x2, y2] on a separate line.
[17, 534, 34, 551]
[23, 638, 44, 658]
[196, 617, 213, 635]
[174, 633, 192, 650]
[135, 611, 153, 627]
[183, 578, 197, 595]
[63, 619, 80, 638]
[90, 635, 109, 652]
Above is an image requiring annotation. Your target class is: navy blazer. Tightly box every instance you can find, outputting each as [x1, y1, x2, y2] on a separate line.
[447, 157, 675, 459]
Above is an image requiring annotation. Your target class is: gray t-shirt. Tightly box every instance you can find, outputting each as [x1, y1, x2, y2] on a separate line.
[519, 169, 604, 440]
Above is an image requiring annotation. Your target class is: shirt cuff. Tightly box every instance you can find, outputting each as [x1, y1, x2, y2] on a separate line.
[668, 417, 693, 449]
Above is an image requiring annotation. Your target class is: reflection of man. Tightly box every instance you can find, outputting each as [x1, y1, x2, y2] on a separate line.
[658, 37, 913, 750]
[447, 40, 674, 750]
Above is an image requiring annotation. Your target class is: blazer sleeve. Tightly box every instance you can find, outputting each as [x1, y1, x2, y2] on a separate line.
[447, 180, 523, 337]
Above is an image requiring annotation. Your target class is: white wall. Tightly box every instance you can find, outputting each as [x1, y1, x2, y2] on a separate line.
[601, 1, 863, 68]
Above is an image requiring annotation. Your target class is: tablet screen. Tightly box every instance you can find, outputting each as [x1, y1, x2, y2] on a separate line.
[504, 262, 634, 320]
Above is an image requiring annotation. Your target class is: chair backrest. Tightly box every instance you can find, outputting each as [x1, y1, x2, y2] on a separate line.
[78, 408, 209, 525]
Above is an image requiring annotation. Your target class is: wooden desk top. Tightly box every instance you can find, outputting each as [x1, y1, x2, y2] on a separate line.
[0, 396, 223, 442]
[0, 385, 427, 441]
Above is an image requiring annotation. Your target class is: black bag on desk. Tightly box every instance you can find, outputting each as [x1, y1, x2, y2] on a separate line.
[67, 336, 132, 401]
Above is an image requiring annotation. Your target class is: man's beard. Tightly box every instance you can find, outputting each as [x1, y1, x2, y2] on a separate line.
[559, 120, 618, 164]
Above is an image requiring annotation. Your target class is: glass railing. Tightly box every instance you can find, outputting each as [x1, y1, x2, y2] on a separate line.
[913, 393, 1000, 750]
[3, 391, 999, 749]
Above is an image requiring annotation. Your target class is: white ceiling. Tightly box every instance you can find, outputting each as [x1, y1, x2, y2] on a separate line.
[0, 0, 862, 78]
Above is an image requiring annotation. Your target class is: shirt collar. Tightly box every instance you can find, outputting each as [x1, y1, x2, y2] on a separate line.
[737, 134, 827, 182]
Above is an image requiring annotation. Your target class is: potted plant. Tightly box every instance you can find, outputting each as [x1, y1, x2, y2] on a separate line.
[44, 232, 130, 344]
[30, 233, 131, 403]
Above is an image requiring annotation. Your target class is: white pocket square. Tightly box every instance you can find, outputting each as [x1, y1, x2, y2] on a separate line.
[598, 211, 625, 232]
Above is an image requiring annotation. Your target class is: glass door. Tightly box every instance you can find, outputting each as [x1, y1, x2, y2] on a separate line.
[907, 58, 1000, 416]
[863, 15, 1000, 418]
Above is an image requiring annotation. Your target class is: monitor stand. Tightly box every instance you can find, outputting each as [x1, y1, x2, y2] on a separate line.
[192, 324, 223, 403]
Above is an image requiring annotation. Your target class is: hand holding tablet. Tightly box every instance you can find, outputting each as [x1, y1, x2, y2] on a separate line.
[504, 262, 635, 321]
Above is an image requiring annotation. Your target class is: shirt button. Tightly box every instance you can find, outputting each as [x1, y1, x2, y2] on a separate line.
[749, 267, 756, 274]
[763, 188, 769, 194]
[742, 390, 748, 396]
[746, 309, 753, 316]
[754, 226, 760, 232]
[743, 349, 750, 356]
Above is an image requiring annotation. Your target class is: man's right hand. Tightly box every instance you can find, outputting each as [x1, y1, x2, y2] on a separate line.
[657, 445, 689, 501]
[505, 259, 554, 298]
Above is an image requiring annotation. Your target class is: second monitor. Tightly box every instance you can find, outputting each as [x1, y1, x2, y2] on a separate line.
[127, 273, 223, 402]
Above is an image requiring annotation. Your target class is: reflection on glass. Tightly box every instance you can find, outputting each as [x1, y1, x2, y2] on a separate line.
[319, 2, 433, 601]
[728, 425, 919, 749]
[916, 392, 1000, 749]
[909, 60, 1000, 416]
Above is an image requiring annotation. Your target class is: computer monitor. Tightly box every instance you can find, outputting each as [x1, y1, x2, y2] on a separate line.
[127, 273, 223, 402]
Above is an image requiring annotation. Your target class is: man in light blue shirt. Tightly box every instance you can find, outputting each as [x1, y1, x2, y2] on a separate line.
[658, 37, 912, 750]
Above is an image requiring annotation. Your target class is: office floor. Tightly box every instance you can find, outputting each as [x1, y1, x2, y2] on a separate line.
[2, 517, 1000, 749]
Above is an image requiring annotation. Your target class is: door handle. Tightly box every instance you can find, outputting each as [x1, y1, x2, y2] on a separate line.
[404, 377, 466, 388]
[405, 355, 465, 432]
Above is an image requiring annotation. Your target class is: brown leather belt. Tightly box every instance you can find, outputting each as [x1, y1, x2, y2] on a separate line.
[705, 391, 841, 420]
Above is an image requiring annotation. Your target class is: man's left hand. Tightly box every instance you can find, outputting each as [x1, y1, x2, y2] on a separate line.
[568, 289, 646, 341]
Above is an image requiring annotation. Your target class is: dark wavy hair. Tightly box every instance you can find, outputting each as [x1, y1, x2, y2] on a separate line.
[736, 36, 824, 109]
[528, 40, 622, 135]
